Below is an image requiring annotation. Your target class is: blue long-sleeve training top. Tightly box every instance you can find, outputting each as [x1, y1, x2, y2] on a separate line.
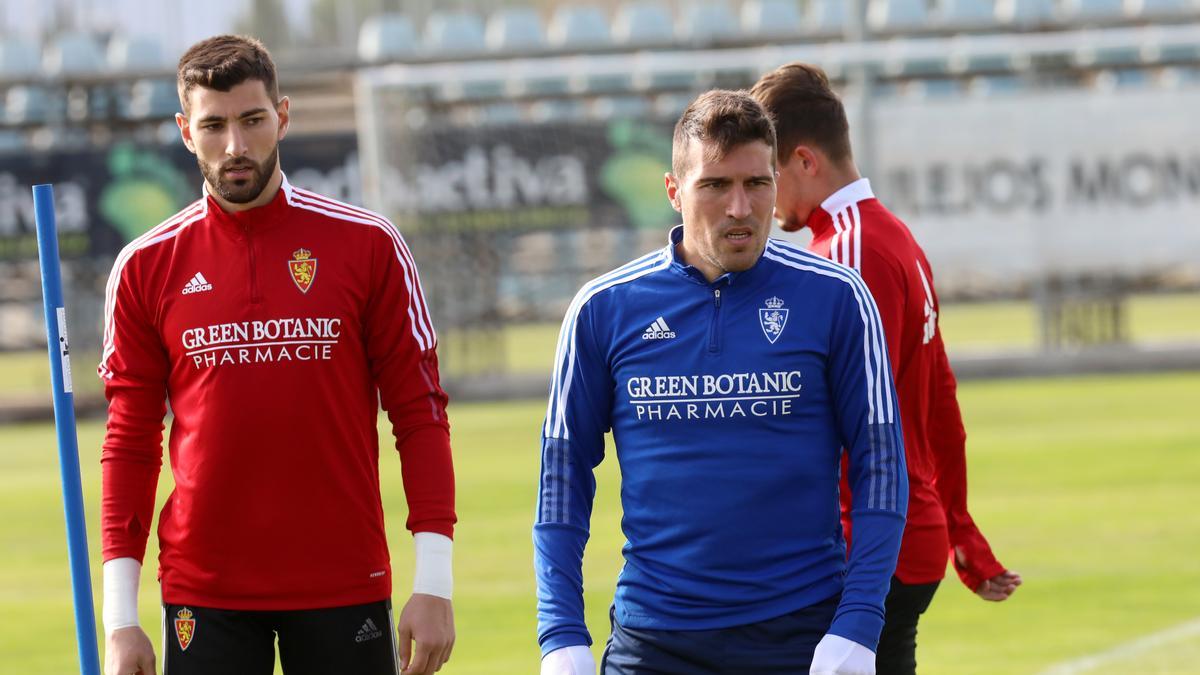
[535, 226, 908, 655]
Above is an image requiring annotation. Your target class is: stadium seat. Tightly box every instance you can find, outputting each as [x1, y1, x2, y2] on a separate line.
[127, 78, 179, 119]
[1158, 65, 1200, 88]
[424, 11, 488, 56]
[107, 35, 165, 72]
[906, 78, 965, 98]
[486, 7, 546, 53]
[612, 2, 675, 46]
[806, 0, 847, 36]
[939, 0, 1000, 30]
[590, 95, 651, 120]
[740, 0, 803, 39]
[654, 91, 695, 118]
[967, 73, 1026, 96]
[1065, 0, 1128, 22]
[0, 129, 24, 153]
[1092, 68, 1152, 90]
[358, 14, 418, 62]
[998, 0, 1058, 27]
[867, 0, 930, 34]
[0, 36, 39, 78]
[44, 31, 105, 75]
[547, 5, 612, 49]
[529, 98, 587, 122]
[5, 85, 57, 124]
[1135, 0, 1194, 20]
[480, 101, 524, 125]
[679, 1, 740, 44]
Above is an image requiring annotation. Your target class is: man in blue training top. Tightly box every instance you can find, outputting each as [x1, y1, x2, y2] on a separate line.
[534, 89, 908, 675]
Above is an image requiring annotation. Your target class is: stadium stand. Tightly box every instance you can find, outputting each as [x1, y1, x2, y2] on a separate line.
[940, 0, 1002, 30]
[44, 32, 106, 76]
[867, 0, 932, 34]
[678, 0, 741, 44]
[546, 4, 612, 49]
[424, 11, 488, 56]
[612, 1, 676, 46]
[0, 36, 41, 78]
[106, 35, 166, 72]
[806, 0, 848, 36]
[358, 13, 419, 62]
[486, 6, 547, 53]
[740, 0, 805, 40]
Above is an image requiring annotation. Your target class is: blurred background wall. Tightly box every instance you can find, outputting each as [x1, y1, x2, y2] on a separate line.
[1, 0, 1198, 410]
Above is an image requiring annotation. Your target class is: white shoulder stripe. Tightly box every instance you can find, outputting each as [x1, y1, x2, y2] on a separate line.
[768, 239, 892, 421]
[288, 192, 436, 351]
[289, 188, 436, 347]
[765, 240, 894, 425]
[290, 188, 436, 347]
[764, 244, 900, 510]
[99, 200, 207, 378]
[544, 249, 671, 440]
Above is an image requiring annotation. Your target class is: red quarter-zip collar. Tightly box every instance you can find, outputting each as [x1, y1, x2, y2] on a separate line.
[805, 177, 874, 238]
[203, 172, 294, 233]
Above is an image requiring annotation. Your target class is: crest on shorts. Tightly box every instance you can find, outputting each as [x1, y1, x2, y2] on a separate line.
[759, 296, 789, 344]
[174, 607, 196, 651]
[288, 247, 317, 294]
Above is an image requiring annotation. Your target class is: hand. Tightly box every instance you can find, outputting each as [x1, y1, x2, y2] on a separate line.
[810, 633, 874, 675]
[541, 645, 596, 675]
[976, 569, 1022, 601]
[105, 626, 156, 675]
[397, 593, 454, 675]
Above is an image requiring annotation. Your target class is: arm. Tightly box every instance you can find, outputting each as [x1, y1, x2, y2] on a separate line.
[363, 225, 455, 674]
[97, 255, 169, 674]
[826, 273, 908, 652]
[837, 247, 909, 548]
[927, 329, 1011, 595]
[534, 298, 612, 656]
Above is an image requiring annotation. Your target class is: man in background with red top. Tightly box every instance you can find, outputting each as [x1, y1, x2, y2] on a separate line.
[99, 34, 454, 675]
[752, 63, 1021, 675]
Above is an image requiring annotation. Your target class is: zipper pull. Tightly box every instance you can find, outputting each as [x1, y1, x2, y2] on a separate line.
[714, 288, 721, 307]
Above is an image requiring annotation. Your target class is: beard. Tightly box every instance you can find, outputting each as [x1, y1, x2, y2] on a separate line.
[199, 145, 278, 204]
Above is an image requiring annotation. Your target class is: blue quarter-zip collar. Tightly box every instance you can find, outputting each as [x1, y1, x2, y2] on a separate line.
[665, 224, 769, 289]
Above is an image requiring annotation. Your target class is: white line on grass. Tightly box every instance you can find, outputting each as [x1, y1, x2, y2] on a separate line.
[1038, 617, 1200, 674]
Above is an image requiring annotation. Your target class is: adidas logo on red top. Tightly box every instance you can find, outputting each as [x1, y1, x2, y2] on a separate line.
[181, 273, 212, 295]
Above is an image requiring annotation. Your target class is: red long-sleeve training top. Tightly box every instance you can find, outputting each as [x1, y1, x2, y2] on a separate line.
[98, 174, 455, 610]
[807, 178, 1004, 590]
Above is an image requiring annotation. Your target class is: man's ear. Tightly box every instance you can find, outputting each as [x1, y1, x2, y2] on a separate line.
[275, 96, 291, 141]
[664, 172, 683, 213]
[176, 112, 196, 154]
[793, 145, 821, 175]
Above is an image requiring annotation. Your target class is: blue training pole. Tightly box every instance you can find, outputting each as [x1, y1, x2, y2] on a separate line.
[33, 184, 102, 675]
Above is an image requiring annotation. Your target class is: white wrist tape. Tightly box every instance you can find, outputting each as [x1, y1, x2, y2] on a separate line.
[412, 532, 453, 599]
[102, 557, 141, 632]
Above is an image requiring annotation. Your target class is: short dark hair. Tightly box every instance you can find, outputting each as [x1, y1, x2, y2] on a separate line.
[750, 63, 852, 165]
[671, 89, 777, 178]
[177, 35, 279, 116]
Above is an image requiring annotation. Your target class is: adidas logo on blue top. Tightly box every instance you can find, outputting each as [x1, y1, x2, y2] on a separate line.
[642, 317, 676, 340]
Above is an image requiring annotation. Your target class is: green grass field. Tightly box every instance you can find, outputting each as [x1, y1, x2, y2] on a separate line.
[2, 371, 1199, 674]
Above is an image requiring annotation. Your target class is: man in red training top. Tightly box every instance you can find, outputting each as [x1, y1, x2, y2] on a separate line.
[99, 34, 454, 675]
[752, 63, 1021, 675]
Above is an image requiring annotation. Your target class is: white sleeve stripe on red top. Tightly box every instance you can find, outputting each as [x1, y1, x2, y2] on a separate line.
[287, 185, 436, 347]
[98, 200, 207, 379]
[286, 191, 435, 352]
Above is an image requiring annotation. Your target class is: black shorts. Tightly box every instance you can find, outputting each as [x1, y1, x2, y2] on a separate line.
[162, 599, 398, 675]
[876, 576, 941, 675]
[600, 593, 839, 674]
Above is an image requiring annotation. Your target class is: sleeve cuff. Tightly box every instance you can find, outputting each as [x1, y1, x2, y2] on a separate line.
[540, 630, 592, 656]
[102, 557, 141, 632]
[412, 531, 453, 599]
